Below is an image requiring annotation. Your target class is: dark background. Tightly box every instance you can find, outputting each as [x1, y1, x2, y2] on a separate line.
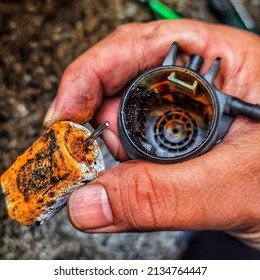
[0, 0, 259, 259]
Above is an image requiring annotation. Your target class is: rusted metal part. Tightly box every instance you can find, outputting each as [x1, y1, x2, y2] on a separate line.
[0, 121, 105, 226]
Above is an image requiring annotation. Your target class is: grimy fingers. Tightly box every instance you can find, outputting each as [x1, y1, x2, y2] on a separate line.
[43, 20, 260, 128]
[67, 125, 260, 234]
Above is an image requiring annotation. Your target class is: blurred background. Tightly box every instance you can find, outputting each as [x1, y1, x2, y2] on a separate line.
[0, 0, 260, 260]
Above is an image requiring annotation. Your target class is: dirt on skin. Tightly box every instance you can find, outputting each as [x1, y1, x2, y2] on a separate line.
[0, 0, 259, 260]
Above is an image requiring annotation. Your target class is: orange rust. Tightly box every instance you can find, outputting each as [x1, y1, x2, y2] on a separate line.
[149, 70, 214, 122]
[69, 98, 96, 124]
[0, 121, 99, 226]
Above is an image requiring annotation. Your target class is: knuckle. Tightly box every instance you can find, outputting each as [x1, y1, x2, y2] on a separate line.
[63, 61, 76, 78]
[103, 162, 177, 230]
[114, 22, 141, 34]
[61, 62, 81, 88]
[133, 165, 177, 230]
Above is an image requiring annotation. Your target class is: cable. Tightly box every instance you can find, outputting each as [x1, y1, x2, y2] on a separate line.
[226, 96, 260, 121]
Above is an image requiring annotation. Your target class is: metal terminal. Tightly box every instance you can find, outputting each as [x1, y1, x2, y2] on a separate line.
[168, 72, 199, 97]
[86, 121, 110, 145]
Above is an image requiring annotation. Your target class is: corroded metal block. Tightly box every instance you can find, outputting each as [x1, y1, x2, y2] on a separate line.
[1, 121, 105, 226]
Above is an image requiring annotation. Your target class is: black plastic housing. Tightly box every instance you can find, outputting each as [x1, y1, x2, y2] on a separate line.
[117, 42, 257, 164]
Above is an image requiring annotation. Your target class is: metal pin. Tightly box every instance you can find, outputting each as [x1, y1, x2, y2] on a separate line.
[86, 121, 110, 145]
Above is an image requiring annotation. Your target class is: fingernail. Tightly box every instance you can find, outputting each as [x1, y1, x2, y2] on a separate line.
[68, 184, 113, 230]
[43, 98, 57, 128]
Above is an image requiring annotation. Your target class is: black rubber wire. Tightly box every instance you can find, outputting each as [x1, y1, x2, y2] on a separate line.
[226, 96, 260, 121]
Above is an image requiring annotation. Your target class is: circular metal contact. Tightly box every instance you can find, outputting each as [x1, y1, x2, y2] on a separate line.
[155, 110, 197, 152]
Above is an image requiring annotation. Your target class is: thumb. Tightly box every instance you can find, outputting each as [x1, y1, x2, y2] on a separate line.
[67, 130, 260, 233]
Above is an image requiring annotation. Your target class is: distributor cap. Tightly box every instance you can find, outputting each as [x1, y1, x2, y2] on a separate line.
[118, 42, 260, 164]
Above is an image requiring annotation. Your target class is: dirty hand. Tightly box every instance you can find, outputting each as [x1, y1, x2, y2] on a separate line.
[44, 20, 260, 249]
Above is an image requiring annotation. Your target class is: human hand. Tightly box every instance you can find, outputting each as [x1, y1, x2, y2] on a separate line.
[44, 20, 260, 249]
